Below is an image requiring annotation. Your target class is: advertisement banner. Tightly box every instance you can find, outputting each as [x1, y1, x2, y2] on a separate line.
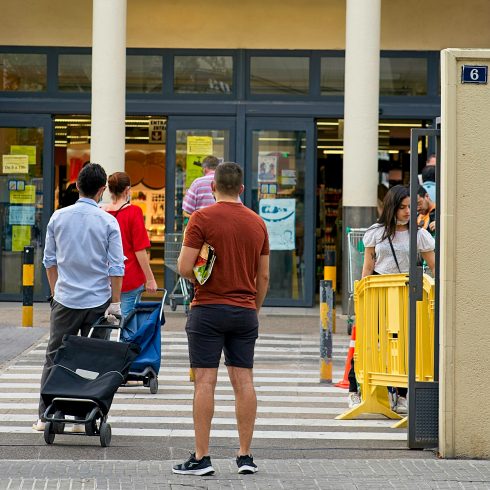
[259, 198, 296, 251]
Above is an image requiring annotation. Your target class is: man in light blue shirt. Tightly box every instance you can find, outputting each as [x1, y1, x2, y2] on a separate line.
[33, 163, 125, 431]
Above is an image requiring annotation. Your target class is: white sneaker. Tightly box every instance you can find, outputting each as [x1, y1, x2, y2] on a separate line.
[32, 419, 45, 431]
[348, 392, 361, 409]
[395, 396, 408, 414]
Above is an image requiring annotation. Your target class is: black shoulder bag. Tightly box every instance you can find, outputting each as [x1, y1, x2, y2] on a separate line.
[387, 235, 402, 273]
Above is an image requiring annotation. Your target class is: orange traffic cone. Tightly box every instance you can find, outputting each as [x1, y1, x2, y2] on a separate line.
[335, 325, 356, 389]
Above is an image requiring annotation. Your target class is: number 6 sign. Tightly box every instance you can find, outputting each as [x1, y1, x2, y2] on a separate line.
[461, 65, 488, 84]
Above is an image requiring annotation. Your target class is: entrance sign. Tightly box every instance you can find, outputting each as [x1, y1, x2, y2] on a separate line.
[149, 119, 166, 143]
[461, 65, 488, 84]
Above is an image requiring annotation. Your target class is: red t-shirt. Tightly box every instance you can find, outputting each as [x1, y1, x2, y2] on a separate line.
[107, 205, 151, 292]
[183, 202, 270, 309]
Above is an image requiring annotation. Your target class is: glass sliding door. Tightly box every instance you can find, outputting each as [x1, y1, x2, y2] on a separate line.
[0, 115, 53, 301]
[165, 117, 235, 287]
[246, 118, 315, 306]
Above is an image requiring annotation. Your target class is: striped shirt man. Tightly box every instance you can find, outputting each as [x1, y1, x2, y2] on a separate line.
[182, 171, 216, 214]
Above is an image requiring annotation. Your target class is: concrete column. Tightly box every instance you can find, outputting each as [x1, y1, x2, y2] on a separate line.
[341, 0, 380, 311]
[440, 49, 490, 458]
[91, 0, 127, 194]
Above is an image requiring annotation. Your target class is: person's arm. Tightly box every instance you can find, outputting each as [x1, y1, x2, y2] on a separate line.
[361, 246, 376, 278]
[45, 266, 58, 295]
[109, 276, 122, 303]
[135, 249, 157, 293]
[255, 254, 270, 313]
[421, 250, 436, 275]
[177, 245, 200, 281]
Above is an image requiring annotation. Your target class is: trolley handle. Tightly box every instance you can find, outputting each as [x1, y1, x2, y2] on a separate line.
[88, 314, 124, 339]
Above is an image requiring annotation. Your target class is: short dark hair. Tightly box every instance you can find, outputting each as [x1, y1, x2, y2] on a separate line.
[214, 162, 243, 195]
[201, 155, 219, 170]
[77, 163, 107, 198]
[418, 185, 428, 198]
[421, 165, 435, 183]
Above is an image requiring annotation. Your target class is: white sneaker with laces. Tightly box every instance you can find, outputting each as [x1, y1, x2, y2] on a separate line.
[348, 392, 361, 409]
[32, 419, 45, 431]
[395, 396, 408, 414]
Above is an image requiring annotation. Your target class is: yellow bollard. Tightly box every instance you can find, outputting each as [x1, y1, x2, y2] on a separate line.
[319, 280, 333, 383]
[22, 246, 34, 328]
[323, 250, 336, 333]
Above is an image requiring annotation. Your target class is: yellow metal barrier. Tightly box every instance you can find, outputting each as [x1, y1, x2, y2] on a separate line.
[335, 273, 435, 422]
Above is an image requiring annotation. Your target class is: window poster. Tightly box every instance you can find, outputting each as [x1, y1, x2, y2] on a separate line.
[12, 225, 31, 252]
[10, 145, 36, 165]
[10, 185, 36, 204]
[2, 155, 29, 174]
[185, 136, 215, 189]
[258, 155, 277, 183]
[259, 198, 296, 251]
[9, 205, 35, 225]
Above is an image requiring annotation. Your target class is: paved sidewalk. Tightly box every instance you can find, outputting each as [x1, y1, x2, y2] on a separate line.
[1, 458, 490, 489]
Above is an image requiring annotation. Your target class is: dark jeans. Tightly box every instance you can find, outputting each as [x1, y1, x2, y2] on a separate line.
[38, 298, 111, 418]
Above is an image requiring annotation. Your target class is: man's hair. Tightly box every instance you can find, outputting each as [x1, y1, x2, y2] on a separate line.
[421, 165, 435, 183]
[77, 163, 107, 198]
[214, 162, 243, 195]
[417, 185, 429, 198]
[201, 155, 219, 170]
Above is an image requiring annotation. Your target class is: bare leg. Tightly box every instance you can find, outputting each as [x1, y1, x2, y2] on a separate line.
[227, 366, 256, 455]
[193, 367, 218, 460]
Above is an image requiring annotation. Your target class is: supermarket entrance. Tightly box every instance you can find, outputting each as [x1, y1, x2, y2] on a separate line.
[54, 115, 167, 290]
[315, 119, 431, 299]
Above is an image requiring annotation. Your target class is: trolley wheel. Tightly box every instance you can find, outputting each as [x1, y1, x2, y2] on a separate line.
[170, 298, 177, 311]
[53, 410, 65, 434]
[149, 376, 158, 394]
[85, 413, 100, 436]
[99, 422, 111, 447]
[44, 421, 55, 445]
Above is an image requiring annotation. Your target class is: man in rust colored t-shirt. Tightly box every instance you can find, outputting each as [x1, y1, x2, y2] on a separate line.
[172, 162, 269, 477]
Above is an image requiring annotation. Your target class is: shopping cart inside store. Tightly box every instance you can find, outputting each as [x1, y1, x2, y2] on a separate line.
[164, 232, 192, 315]
[346, 227, 367, 336]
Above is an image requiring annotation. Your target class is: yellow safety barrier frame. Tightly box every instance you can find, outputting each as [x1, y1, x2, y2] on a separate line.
[335, 273, 435, 424]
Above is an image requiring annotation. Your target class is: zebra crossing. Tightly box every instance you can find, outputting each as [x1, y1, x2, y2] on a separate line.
[0, 328, 407, 443]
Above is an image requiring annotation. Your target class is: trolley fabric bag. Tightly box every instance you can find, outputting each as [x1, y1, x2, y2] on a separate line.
[41, 334, 140, 416]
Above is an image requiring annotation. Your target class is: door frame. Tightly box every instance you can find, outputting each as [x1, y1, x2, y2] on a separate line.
[245, 117, 316, 307]
[0, 114, 53, 301]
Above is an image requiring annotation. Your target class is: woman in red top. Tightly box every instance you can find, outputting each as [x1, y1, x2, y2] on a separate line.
[103, 172, 157, 316]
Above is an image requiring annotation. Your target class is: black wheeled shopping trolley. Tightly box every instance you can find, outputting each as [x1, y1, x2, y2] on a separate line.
[40, 317, 140, 447]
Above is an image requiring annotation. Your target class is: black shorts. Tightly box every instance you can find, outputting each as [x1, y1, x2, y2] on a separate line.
[185, 304, 259, 369]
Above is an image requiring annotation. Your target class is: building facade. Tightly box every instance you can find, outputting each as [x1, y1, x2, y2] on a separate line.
[0, 0, 489, 305]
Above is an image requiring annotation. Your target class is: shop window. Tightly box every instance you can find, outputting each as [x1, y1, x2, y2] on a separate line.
[174, 56, 233, 94]
[127, 55, 163, 93]
[0, 53, 47, 91]
[380, 57, 427, 96]
[58, 54, 92, 92]
[320, 57, 344, 95]
[250, 57, 309, 95]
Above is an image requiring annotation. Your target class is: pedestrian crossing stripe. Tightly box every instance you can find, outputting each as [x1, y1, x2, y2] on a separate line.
[0, 329, 406, 443]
